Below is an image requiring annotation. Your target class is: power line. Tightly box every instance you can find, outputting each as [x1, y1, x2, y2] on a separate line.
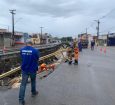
[99, 8, 115, 20]
[14, 18, 22, 25]
[86, 8, 115, 36]
[100, 26, 115, 34]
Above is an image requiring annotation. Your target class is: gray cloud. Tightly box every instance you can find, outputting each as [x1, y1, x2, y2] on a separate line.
[4, 0, 86, 17]
[1, 0, 115, 36]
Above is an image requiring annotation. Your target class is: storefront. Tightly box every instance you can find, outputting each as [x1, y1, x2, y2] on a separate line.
[98, 35, 107, 46]
[107, 33, 115, 46]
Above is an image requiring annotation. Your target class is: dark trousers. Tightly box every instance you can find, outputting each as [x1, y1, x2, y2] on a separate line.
[91, 46, 94, 50]
[19, 72, 37, 102]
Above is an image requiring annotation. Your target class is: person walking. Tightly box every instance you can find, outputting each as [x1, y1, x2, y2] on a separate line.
[19, 40, 40, 105]
[91, 40, 95, 50]
[78, 41, 82, 52]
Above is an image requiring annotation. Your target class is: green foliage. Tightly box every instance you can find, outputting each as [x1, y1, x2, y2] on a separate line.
[61, 37, 73, 42]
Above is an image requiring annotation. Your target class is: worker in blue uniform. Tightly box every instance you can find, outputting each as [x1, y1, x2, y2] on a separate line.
[19, 39, 40, 105]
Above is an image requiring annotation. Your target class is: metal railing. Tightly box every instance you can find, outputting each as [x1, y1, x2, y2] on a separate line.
[0, 43, 61, 56]
[0, 48, 66, 79]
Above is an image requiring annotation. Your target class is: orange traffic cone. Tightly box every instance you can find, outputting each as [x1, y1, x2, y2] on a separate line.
[104, 47, 106, 54]
[100, 48, 102, 53]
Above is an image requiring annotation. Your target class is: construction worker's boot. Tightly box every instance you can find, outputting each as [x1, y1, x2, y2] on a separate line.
[74, 60, 78, 65]
[68, 60, 72, 65]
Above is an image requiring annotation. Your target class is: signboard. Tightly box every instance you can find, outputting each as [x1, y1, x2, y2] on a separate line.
[98, 35, 107, 40]
[109, 33, 115, 37]
[14, 32, 23, 36]
[0, 29, 7, 32]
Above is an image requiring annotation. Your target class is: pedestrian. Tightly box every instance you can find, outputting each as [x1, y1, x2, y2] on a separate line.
[91, 40, 95, 50]
[19, 39, 40, 105]
[78, 41, 82, 52]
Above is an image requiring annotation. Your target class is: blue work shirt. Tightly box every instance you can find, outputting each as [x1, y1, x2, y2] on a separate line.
[20, 46, 39, 73]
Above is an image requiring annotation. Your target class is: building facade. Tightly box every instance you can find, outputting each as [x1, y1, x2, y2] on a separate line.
[98, 35, 107, 46]
[14, 32, 24, 45]
[107, 33, 115, 46]
[0, 29, 11, 47]
[31, 33, 41, 44]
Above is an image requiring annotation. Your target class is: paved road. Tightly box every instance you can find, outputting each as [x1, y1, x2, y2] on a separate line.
[0, 47, 115, 105]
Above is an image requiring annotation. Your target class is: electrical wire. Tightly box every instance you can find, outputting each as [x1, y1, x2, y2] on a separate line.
[86, 8, 115, 34]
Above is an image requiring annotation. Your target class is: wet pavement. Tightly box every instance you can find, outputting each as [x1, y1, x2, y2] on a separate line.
[0, 47, 115, 105]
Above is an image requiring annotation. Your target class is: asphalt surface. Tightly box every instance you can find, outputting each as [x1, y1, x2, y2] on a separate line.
[0, 47, 115, 105]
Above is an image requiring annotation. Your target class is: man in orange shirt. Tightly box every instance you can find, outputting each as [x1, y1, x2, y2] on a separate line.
[74, 47, 79, 65]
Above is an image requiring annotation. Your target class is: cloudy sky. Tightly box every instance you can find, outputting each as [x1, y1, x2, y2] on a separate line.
[0, 0, 115, 37]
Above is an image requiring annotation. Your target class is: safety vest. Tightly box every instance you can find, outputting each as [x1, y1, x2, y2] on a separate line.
[74, 48, 79, 60]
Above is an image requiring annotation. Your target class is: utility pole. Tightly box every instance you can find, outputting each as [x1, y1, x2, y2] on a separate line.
[40, 27, 44, 44]
[86, 28, 88, 40]
[97, 20, 100, 38]
[86, 28, 87, 34]
[9, 9, 16, 46]
[86, 28, 88, 36]
[95, 20, 100, 38]
[8, 26, 9, 32]
[107, 31, 110, 46]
